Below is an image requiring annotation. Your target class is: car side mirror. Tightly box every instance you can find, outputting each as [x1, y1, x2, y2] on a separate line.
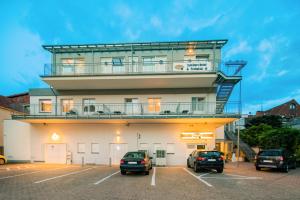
[149, 157, 153, 159]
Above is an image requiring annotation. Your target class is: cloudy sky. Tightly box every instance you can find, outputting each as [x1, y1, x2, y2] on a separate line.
[0, 0, 299, 114]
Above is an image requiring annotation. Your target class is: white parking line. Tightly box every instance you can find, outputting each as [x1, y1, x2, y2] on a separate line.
[35, 167, 95, 184]
[151, 167, 156, 186]
[202, 176, 262, 180]
[182, 168, 213, 187]
[0, 166, 70, 180]
[94, 171, 120, 185]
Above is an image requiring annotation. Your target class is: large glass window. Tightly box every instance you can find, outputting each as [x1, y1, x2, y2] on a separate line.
[39, 99, 52, 113]
[61, 99, 74, 113]
[148, 98, 161, 112]
[142, 56, 155, 72]
[192, 97, 205, 111]
[112, 57, 125, 73]
[61, 58, 85, 74]
[83, 99, 95, 114]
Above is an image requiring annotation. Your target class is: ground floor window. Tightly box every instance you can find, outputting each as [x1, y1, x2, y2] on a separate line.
[61, 99, 74, 113]
[148, 98, 161, 113]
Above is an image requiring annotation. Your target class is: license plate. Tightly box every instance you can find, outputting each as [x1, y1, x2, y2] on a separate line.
[263, 160, 273, 163]
[208, 159, 216, 161]
[128, 162, 137, 164]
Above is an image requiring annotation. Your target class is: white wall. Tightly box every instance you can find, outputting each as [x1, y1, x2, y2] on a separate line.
[3, 120, 31, 161]
[4, 121, 221, 165]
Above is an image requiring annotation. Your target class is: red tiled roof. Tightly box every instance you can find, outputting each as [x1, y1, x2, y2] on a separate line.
[256, 99, 300, 118]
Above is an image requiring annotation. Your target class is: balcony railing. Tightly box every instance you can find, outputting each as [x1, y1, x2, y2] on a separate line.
[43, 59, 221, 76]
[13, 102, 240, 120]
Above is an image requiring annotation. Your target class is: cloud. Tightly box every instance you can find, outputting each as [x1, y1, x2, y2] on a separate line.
[250, 36, 289, 81]
[276, 70, 288, 77]
[65, 21, 74, 32]
[0, 25, 48, 93]
[150, 16, 162, 29]
[243, 89, 300, 114]
[184, 14, 224, 32]
[225, 40, 252, 58]
[114, 3, 132, 19]
[263, 16, 274, 24]
[124, 28, 141, 41]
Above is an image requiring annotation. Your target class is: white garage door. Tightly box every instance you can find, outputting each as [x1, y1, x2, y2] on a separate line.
[45, 143, 67, 164]
[110, 143, 128, 165]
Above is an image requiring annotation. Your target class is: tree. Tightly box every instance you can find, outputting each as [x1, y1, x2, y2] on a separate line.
[240, 124, 273, 147]
[259, 128, 300, 153]
[245, 115, 282, 128]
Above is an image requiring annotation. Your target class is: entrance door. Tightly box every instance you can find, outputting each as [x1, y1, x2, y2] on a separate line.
[45, 143, 67, 164]
[109, 143, 128, 165]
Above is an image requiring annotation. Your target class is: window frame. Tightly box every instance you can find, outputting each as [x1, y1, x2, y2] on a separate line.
[39, 99, 52, 113]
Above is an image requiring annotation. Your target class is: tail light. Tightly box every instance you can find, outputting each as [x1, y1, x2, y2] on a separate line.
[140, 159, 146, 165]
[197, 157, 206, 161]
[120, 159, 125, 164]
[279, 156, 284, 161]
[218, 156, 224, 161]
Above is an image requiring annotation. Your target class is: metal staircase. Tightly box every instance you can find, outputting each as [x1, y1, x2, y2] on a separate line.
[215, 60, 247, 114]
[225, 131, 256, 161]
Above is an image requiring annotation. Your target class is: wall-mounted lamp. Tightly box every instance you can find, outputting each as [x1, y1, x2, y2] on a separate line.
[51, 132, 60, 141]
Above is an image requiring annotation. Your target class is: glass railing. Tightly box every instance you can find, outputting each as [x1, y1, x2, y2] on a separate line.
[13, 102, 240, 119]
[43, 60, 220, 76]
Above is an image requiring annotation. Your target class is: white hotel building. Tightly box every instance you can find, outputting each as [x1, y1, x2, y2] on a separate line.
[4, 40, 245, 165]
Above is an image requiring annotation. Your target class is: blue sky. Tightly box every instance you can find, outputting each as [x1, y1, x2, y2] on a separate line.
[0, 0, 299, 114]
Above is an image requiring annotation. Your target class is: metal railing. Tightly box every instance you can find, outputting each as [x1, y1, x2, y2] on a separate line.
[13, 101, 240, 119]
[43, 59, 221, 76]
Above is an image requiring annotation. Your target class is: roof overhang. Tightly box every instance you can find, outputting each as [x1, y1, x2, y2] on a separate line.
[42, 40, 228, 53]
[41, 73, 218, 90]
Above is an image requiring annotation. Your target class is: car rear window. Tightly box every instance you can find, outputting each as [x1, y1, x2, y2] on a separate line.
[198, 151, 220, 157]
[124, 152, 145, 158]
[259, 151, 281, 156]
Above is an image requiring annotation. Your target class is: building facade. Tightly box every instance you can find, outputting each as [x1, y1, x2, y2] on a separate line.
[4, 40, 244, 165]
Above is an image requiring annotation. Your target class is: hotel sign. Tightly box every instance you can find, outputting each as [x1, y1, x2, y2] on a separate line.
[173, 61, 212, 72]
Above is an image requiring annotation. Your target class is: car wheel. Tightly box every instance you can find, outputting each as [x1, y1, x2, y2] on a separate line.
[0, 159, 4, 165]
[145, 170, 149, 175]
[256, 166, 261, 171]
[282, 165, 289, 173]
[121, 170, 126, 175]
[217, 168, 223, 173]
[194, 163, 199, 173]
[187, 160, 191, 168]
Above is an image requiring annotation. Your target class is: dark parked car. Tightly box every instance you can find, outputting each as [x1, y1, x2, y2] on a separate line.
[255, 149, 297, 172]
[120, 151, 152, 175]
[187, 150, 224, 173]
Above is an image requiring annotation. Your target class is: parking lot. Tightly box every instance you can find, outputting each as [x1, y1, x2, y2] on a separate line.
[0, 162, 299, 200]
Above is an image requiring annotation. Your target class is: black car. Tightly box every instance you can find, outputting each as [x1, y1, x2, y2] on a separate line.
[120, 151, 152, 175]
[187, 150, 224, 173]
[255, 149, 297, 172]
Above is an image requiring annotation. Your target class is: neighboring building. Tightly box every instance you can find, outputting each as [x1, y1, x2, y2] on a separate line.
[4, 40, 245, 165]
[256, 99, 300, 119]
[0, 95, 27, 155]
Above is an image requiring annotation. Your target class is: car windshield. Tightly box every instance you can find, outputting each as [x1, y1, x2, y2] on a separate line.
[124, 152, 145, 159]
[198, 151, 220, 157]
[259, 151, 281, 156]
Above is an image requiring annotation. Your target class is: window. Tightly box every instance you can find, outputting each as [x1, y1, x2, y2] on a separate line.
[78, 143, 86, 153]
[61, 58, 85, 74]
[196, 54, 209, 61]
[91, 143, 100, 154]
[166, 143, 175, 154]
[83, 99, 95, 114]
[197, 144, 206, 150]
[112, 57, 124, 66]
[39, 99, 52, 113]
[142, 56, 155, 72]
[148, 98, 161, 112]
[290, 103, 296, 110]
[61, 99, 74, 113]
[192, 97, 205, 111]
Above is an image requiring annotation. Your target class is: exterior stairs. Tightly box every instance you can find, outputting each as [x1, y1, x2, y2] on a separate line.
[225, 131, 256, 161]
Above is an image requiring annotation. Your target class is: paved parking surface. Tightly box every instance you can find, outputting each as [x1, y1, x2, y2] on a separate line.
[0, 162, 299, 200]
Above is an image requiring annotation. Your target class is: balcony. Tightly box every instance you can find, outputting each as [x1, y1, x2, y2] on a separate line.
[41, 60, 225, 90]
[12, 101, 240, 121]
